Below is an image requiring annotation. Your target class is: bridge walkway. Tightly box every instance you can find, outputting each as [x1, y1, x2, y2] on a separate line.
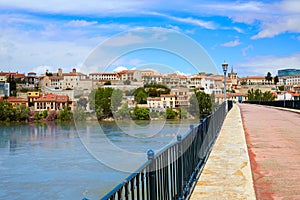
[190, 104, 255, 199]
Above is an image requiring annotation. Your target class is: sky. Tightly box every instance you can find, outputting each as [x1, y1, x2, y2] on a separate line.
[0, 0, 300, 77]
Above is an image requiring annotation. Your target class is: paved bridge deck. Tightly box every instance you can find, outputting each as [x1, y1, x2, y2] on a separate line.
[191, 103, 300, 199]
[240, 104, 300, 199]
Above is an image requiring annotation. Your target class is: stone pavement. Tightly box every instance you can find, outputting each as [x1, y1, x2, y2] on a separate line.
[239, 104, 300, 199]
[190, 104, 256, 200]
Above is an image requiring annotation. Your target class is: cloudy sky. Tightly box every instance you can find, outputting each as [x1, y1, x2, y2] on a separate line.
[0, 0, 300, 76]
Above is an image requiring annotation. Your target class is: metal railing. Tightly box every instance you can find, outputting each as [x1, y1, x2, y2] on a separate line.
[101, 101, 232, 200]
[244, 100, 300, 110]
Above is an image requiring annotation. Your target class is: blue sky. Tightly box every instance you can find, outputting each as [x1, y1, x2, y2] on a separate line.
[0, 0, 300, 77]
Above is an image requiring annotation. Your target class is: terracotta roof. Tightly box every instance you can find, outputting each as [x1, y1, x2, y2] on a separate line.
[240, 76, 265, 80]
[147, 97, 161, 101]
[191, 75, 204, 79]
[28, 72, 36, 75]
[118, 70, 136, 74]
[35, 94, 57, 102]
[4, 97, 27, 103]
[35, 94, 70, 102]
[160, 94, 176, 97]
[56, 95, 69, 102]
[0, 72, 25, 77]
[89, 72, 118, 75]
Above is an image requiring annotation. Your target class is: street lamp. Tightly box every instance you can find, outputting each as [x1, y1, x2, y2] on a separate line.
[222, 61, 228, 103]
[283, 78, 286, 107]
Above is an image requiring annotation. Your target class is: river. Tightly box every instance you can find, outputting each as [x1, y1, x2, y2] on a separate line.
[0, 119, 197, 200]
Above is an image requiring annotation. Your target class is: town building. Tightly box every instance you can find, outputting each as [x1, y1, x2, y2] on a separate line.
[0, 82, 10, 97]
[34, 94, 72, 112]
[27, 91, 41, 107]
[0, 96, 28, 107]
[119, 70, 142, 82]
[278, 69, 300, 77]
[170, 87, 190, 107]
[239, 76, 267, 85]
[89, 72, 120, 81]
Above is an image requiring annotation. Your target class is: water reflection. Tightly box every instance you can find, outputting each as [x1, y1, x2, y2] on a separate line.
[0, 120, 197, 199]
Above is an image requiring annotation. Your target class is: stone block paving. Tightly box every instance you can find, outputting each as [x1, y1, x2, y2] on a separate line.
[190, 104, 256, 200]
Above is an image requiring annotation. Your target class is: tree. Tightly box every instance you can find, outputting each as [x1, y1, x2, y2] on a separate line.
[90, 88, 123, 120]
[0, 102, 29, 122]
[45, 111, 58, 121]
[58, 106, 73, 121]
[166, 108, 177, 119]
[115, 103, 131, 119]
[111, 89, 123, 112]
[178, 107, 188, 119]
[77, 98, 88, 110]
[7, 75, 17, 96]
[189, 90, 212, 118]
[265, 72, 272, 84]
[274, 76, 279, 85]
[123, 79, 131, 85]
[248, 89, 275, 101]
[262, 91, 275, 101]
[134, 87, 147, 104]
[133, 106, 150, 120]
[278, 85, 284, 91]
[73, 106, 86, 121]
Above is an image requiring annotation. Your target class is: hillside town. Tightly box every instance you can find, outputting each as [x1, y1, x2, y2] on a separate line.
[0, 67, 300, 115]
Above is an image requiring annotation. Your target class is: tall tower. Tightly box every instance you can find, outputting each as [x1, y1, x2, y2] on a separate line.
[228, 66, 238, 88]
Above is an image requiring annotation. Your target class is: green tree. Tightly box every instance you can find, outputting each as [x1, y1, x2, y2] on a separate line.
[262, 91, 275, 101]
[73, 106, 86, 121]
[7, 75, 17, 96]
[265, 72, 272, 84]
[166, 108, 177, 119]
[274, 76, 279, 85]
[178, 107, 188, 119]
[58, 106, 73, 121]
[0, 102, 29, 122]
[111, 89, 123, 112]
[77, 98, 88, 110]
[90, 88, 123, 120]
[123, 79, 131, 85]
[88, 89, 96, 110]
[134, 87, 147, 104]
[189, 90, 212, 118]
[42, 110, 48, 119]
[278, 85, 284, 91]
[133, 106, 150, 120]
[115, 103, 131, 119]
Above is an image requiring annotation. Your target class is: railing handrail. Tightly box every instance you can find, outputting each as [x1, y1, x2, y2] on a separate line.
[101, 100, 232, 200]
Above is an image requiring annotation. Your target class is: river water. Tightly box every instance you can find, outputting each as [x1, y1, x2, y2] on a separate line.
[0, 119, 197, 200]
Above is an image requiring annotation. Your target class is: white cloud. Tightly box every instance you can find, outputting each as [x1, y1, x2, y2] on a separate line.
[221, 39, 240, 47]
[233, 27, 243, 33]
[146, 12, 217, 30]
[102, 32, 146, 47]
[66, 20, 98, 27]
[252, 15, 300, 39]
[236, 53, 300, 76]
[0, 0, 148, 15]
[242, 45, 253, 57]
[113, 66, 128, 72]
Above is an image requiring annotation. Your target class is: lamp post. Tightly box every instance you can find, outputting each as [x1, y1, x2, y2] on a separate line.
[222, 61, 228, 111]
[283, 78, 286, 107]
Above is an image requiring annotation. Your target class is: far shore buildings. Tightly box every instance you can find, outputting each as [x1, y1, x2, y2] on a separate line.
[1, 66, 300, 114]
[34, 93, 72, 112]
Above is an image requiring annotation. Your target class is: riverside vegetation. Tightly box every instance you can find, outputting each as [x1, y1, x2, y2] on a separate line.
[0, 86, 214, 122]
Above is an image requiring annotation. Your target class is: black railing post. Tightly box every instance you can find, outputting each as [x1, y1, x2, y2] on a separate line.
[147, 149, 155, 200]
[177, 134, 183, 200]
